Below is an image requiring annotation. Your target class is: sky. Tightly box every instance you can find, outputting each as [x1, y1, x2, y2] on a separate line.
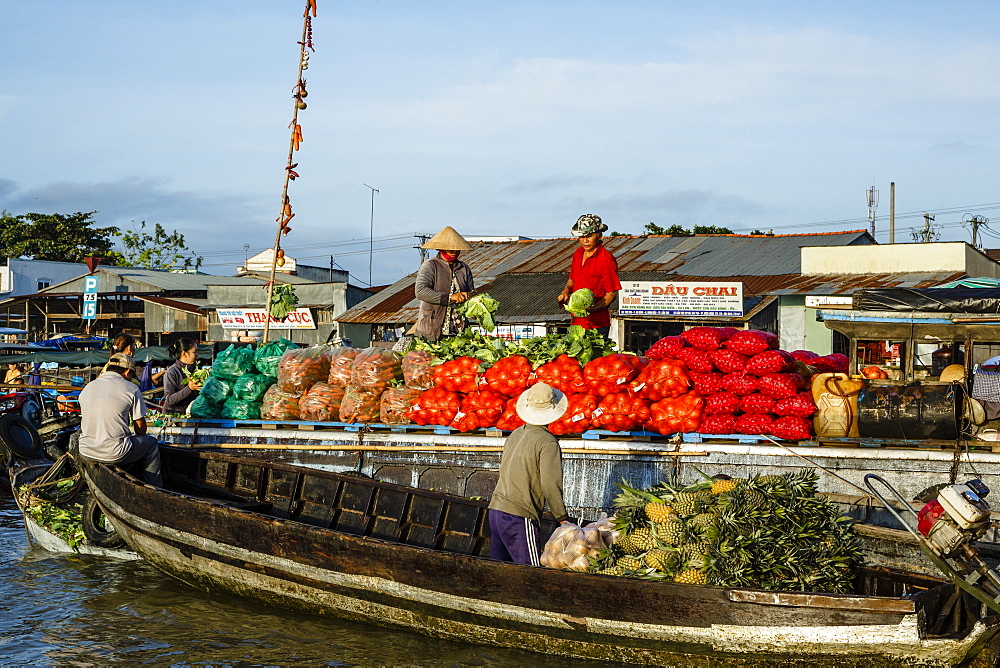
[3, 1, 999, 287]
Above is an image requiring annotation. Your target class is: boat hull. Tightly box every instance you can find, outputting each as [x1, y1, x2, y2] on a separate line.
[85, 451, 1000, 666]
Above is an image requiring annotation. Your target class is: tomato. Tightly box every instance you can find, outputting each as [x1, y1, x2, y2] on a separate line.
[861, 365, 889, 380]
[647, 392, 705, 435]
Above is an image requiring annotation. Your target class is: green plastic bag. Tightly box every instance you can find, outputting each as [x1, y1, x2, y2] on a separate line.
[201, 376, 233, 404]
[212, 344, 256, 381]
[233, 374, 274, 402]
[254, 338, 299, 377]
[221, 397, 262, 420]
[189, 394, 222, 419]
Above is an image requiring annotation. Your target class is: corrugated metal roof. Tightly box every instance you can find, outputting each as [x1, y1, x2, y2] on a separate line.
[134, 295, 207, 314]
[95, 266, 267, 290]
[338, 230, 882, 324]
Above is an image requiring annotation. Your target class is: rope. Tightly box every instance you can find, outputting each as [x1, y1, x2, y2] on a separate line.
[19, 453, 86, 505]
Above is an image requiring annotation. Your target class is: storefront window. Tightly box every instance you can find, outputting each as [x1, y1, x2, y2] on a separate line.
[856, 339, 906, 380]
[913, 342, 966, 379]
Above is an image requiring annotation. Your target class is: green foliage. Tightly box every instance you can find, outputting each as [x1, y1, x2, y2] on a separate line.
[21, 493, 86, 550]
[117, 221, 203, 271]
[506, 325, 617, 367]
[643, 222, 733, 236]
[182, 367, 210, 384]
[456, 293, 500, 332]
[565, 289, 594, 317]
[413, 328, 507, 364]
[0, 211, 123, 263]
[269, 284, 299, 320]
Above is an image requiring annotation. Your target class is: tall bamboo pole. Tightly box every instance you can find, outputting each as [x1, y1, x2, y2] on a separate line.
[263, 1, 316, 342]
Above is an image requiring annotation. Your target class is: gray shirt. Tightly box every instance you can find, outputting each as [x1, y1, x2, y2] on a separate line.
[413, 256, 474, 342]
[488, 424, 568, 523]
[78, 371, 148, 462]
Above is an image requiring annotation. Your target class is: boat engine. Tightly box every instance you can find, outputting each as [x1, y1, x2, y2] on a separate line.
[916, 480, 992, 557]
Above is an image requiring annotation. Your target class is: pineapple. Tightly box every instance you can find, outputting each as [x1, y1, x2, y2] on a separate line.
[680, 542, 710, 570]
[689, 512, 718, 534]
[656, 518, 687, 546]
[599, 565, 626, 576]
[644, 548, 678, 572]
[616, 555, 643, 571]
[631, 527, 655, 552]
[711, 478, 739, 495]
[644, 501, 677, 524]
[615, 532, 642, 556]
[670, 491, 702, 515]
[673, 568, 708, 585]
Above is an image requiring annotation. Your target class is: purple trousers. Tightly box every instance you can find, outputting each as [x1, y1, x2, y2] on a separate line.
[489, 509, 542, 566]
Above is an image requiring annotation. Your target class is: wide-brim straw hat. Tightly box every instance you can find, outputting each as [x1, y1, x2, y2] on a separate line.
[516, 382, 568, 426]
[422, 226, 472, 251]
[966, 397, 987, 426]
[940, 364, 966, 383]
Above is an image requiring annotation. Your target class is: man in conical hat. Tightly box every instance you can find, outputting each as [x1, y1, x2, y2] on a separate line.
[413, 226, 475, 341]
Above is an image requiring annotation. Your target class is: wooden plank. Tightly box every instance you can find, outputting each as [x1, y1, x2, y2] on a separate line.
[207, 442, 705, 456]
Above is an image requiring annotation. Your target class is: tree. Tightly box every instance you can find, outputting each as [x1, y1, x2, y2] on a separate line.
[643, 222, 733, 236]
[117, 221, 203, 272]
[0, 211, 124, 263]
[750, 229, 775, 236]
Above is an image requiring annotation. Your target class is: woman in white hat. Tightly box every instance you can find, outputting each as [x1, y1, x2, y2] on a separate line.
[413, 226, 475, 342]
[488, 382, 570, 566]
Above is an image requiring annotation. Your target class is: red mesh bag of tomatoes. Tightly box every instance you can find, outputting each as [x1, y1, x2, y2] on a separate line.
[645, 336, 686, 360]
[745, 350, 796, 375]
[770, 415, 814, 440]
[339, 385, 382, 423]
[407, 387, 462, 426]
[774, 392, 817, 418]
[710, 349, 747, 373]
[260, 384, 302, 420]
[739, 393, 777, 415]
[351, 347, 402, 395]
[432, 356, 482, 393]
[704, 391, 740, 415]
[533, 354, 587, 394]
[456, 388, 507, 430]
[675, 347, 715, 373]
[721, 372, 758, 395]
[700, 414, 738, 435]
[592, 393, 643, 432]
[647, 392, 704, 435]
[298, 382, 346, 422]
[584, 354, 645, 396]
[495, 397, 525, 431]
[735, 412, 774, 435]
[483, 355, 531, 397]
[629, 359, 690, 401]
[401, 350, 436, 390]
[327, 347, 361, 387]
[277, 346, 334, 395]
[379, 386, 423, 425]
[681, 327, 733, 351]
[549, 393, 600, 435]
[724, 330, 779, 356]
[790, 350, 819, 362]
[689, 371, 724, 395]
[756, 372, 805, 400]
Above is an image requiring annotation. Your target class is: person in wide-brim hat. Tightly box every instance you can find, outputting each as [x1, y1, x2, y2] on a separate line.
[488, 383, 570, 566]
[412, 227, 475, 342]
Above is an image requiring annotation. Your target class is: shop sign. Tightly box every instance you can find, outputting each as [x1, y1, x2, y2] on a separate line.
[618, 281, 744, 317]
[217, 308, 316, 330]
[82, 275, 98, 320]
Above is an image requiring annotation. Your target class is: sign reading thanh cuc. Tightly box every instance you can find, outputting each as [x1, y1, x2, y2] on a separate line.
[218, 308, 316, 330]
[618, 281, 744, 317]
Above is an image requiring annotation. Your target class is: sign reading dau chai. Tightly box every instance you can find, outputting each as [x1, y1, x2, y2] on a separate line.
[218, 308, 316, 330]
[619, 281, 744, 317]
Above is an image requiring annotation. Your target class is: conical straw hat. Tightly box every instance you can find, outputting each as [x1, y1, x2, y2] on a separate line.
[422, 226, 472, 251]
[940, 364, 966, 383]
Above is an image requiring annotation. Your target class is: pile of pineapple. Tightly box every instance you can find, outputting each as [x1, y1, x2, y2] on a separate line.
[589, 470, 862, 594]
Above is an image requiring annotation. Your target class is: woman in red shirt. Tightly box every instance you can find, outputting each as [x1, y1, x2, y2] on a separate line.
[557, 214, 621, 336]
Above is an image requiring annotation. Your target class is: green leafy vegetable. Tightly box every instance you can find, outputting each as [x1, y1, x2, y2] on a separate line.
[412, 328, 507, 364]
[565, 288, 595, 317]
[182, 367, 210, 384]
[269, 284, 299, 321]
[457, 293, 500, 332]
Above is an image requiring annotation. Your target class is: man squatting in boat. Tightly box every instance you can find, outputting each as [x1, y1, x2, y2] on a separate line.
[77, 352, 163, 487]
[488, 382, 571, 565]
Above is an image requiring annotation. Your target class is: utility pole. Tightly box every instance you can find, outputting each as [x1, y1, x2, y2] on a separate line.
[414, 233, 431, 264]
[889, 182, 895, 244]
[363, 183, 378, 285]
[912, 213, 937, 243]
[963, 215, 990, 249]
[866, 184, 879, 237]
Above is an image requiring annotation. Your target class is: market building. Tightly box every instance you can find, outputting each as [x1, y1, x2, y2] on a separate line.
[338, 231, 1000, 354]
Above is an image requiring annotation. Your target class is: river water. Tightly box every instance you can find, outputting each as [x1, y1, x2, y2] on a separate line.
[0, 495, 597, 666]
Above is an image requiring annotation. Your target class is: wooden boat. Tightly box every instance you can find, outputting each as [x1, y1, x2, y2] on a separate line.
[83, 447, 1000, 666]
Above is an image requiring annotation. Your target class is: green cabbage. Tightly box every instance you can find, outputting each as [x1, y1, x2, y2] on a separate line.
[565, 289, 595, 317]
[457, 293, 500, 333]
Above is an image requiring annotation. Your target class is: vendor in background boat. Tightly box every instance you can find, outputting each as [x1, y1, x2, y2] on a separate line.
[77, 353, 162, 486]
[970, 356, 1000, 424]
[412, 226, 475, 342]
[161, 338, 203, 414]
[557, 214, 621, 338]
[4, 362, 25, 385]
[488, 383, 570, 566]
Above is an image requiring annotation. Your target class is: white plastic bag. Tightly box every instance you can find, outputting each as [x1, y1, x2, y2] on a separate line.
[540, 514, 613, 571]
